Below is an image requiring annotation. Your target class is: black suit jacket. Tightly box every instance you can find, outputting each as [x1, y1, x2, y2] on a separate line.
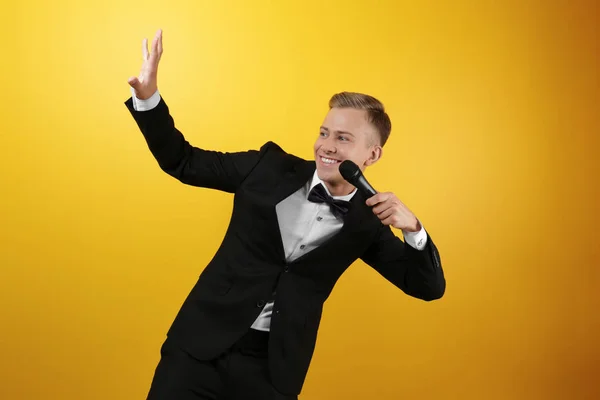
[124, 96, 446, 395]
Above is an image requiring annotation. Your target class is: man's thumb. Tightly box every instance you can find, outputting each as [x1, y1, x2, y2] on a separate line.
[127, 76, 140, 89]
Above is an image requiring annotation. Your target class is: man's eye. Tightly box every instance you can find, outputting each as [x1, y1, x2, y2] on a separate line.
[320, 132, 327, 137]
[338, 136, 348, 141]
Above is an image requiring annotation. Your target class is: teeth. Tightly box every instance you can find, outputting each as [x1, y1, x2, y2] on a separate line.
[321, 157, 338, 164]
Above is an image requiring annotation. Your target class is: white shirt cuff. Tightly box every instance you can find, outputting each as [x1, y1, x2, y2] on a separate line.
[402, 222, 428, 251]
[130, 87, 161, 111]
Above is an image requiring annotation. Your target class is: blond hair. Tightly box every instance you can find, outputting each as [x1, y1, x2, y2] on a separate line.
[329, 92, 392, 146]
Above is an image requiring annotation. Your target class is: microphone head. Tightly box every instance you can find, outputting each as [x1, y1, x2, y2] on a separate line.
[339, 160, 362, 184]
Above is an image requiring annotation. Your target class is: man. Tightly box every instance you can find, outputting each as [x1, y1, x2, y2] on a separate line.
[125, 29, 445, 400]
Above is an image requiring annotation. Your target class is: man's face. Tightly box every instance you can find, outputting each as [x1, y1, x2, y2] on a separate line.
[313, 107, 382, 192]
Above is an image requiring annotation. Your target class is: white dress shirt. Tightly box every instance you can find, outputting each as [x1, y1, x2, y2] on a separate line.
[130, 88, 429, 331]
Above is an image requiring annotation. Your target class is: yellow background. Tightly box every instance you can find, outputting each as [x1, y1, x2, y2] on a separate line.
[1, 0, 598, 399]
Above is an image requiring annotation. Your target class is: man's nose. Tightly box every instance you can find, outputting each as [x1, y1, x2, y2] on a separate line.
[322, 140, 337, 153]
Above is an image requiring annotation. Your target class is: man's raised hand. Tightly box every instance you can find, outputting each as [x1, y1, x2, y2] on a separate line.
[127, 29, 163, 100]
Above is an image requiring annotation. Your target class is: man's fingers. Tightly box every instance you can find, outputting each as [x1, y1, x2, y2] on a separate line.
[152, 34, 158, 54]
[375, 207, 395, 221]
[157, 29, 163, 54]
[142, 38, 149, 60]
[365, 193, 380, 207]
[366, 192, 390, 207]
[149, 30, 163, 63]
[380, 215, 398, 227]
[372, 201, 389, 215]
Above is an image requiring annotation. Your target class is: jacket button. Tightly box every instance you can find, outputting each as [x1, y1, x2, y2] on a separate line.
[284, 265, 289, 272]
[256, 300, 266, 308]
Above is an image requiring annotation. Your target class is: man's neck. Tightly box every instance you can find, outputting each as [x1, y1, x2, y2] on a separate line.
[322, 181, 355, 197]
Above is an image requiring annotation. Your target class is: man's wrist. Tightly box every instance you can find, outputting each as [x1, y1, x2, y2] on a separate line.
[403, 219, 422, 232]
[402, 221, 427, 250]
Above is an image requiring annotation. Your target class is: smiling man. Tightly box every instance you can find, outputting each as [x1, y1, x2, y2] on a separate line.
[315, 96, 386, 196]
[125, 29, 445, 400]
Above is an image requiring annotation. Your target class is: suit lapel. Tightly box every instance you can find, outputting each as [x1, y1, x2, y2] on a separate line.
[265, 159, 316, 263]
[269, 160, 316, 205]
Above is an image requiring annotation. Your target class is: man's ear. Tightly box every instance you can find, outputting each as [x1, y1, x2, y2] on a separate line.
[365, 145, 383, 167]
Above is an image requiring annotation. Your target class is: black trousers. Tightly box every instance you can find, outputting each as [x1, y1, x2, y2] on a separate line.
[146, 329, 298, 400]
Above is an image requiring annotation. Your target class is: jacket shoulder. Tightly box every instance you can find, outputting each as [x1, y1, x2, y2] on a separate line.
[258, 141, 286, 156]
[257, 141, 308, 165]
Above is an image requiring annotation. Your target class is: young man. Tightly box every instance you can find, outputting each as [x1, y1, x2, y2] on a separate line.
[125, 29, 445, 400]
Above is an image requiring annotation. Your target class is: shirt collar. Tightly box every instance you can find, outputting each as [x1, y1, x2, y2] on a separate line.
[308, 170, 357, 201]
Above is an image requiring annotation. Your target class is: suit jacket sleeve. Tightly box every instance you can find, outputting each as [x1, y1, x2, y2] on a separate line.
[360, 225, 446, 301]
[124, 96, 268, 192]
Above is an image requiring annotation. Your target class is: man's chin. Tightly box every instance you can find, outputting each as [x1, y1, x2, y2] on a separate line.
[316, 162, 340, 172]
[318, 172, 344, 185]
[316, 167, 337, 180]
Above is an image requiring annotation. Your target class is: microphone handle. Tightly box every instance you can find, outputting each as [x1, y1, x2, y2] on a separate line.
[356, 175, 377, 197]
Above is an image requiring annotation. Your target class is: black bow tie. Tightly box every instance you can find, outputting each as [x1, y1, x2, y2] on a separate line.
[307, 183, 351, 219]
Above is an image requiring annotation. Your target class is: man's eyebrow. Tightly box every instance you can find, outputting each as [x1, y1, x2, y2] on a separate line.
[319, 126, 356, 136]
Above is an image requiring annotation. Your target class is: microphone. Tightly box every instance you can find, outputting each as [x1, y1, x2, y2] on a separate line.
[339, 160, 377, 197]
